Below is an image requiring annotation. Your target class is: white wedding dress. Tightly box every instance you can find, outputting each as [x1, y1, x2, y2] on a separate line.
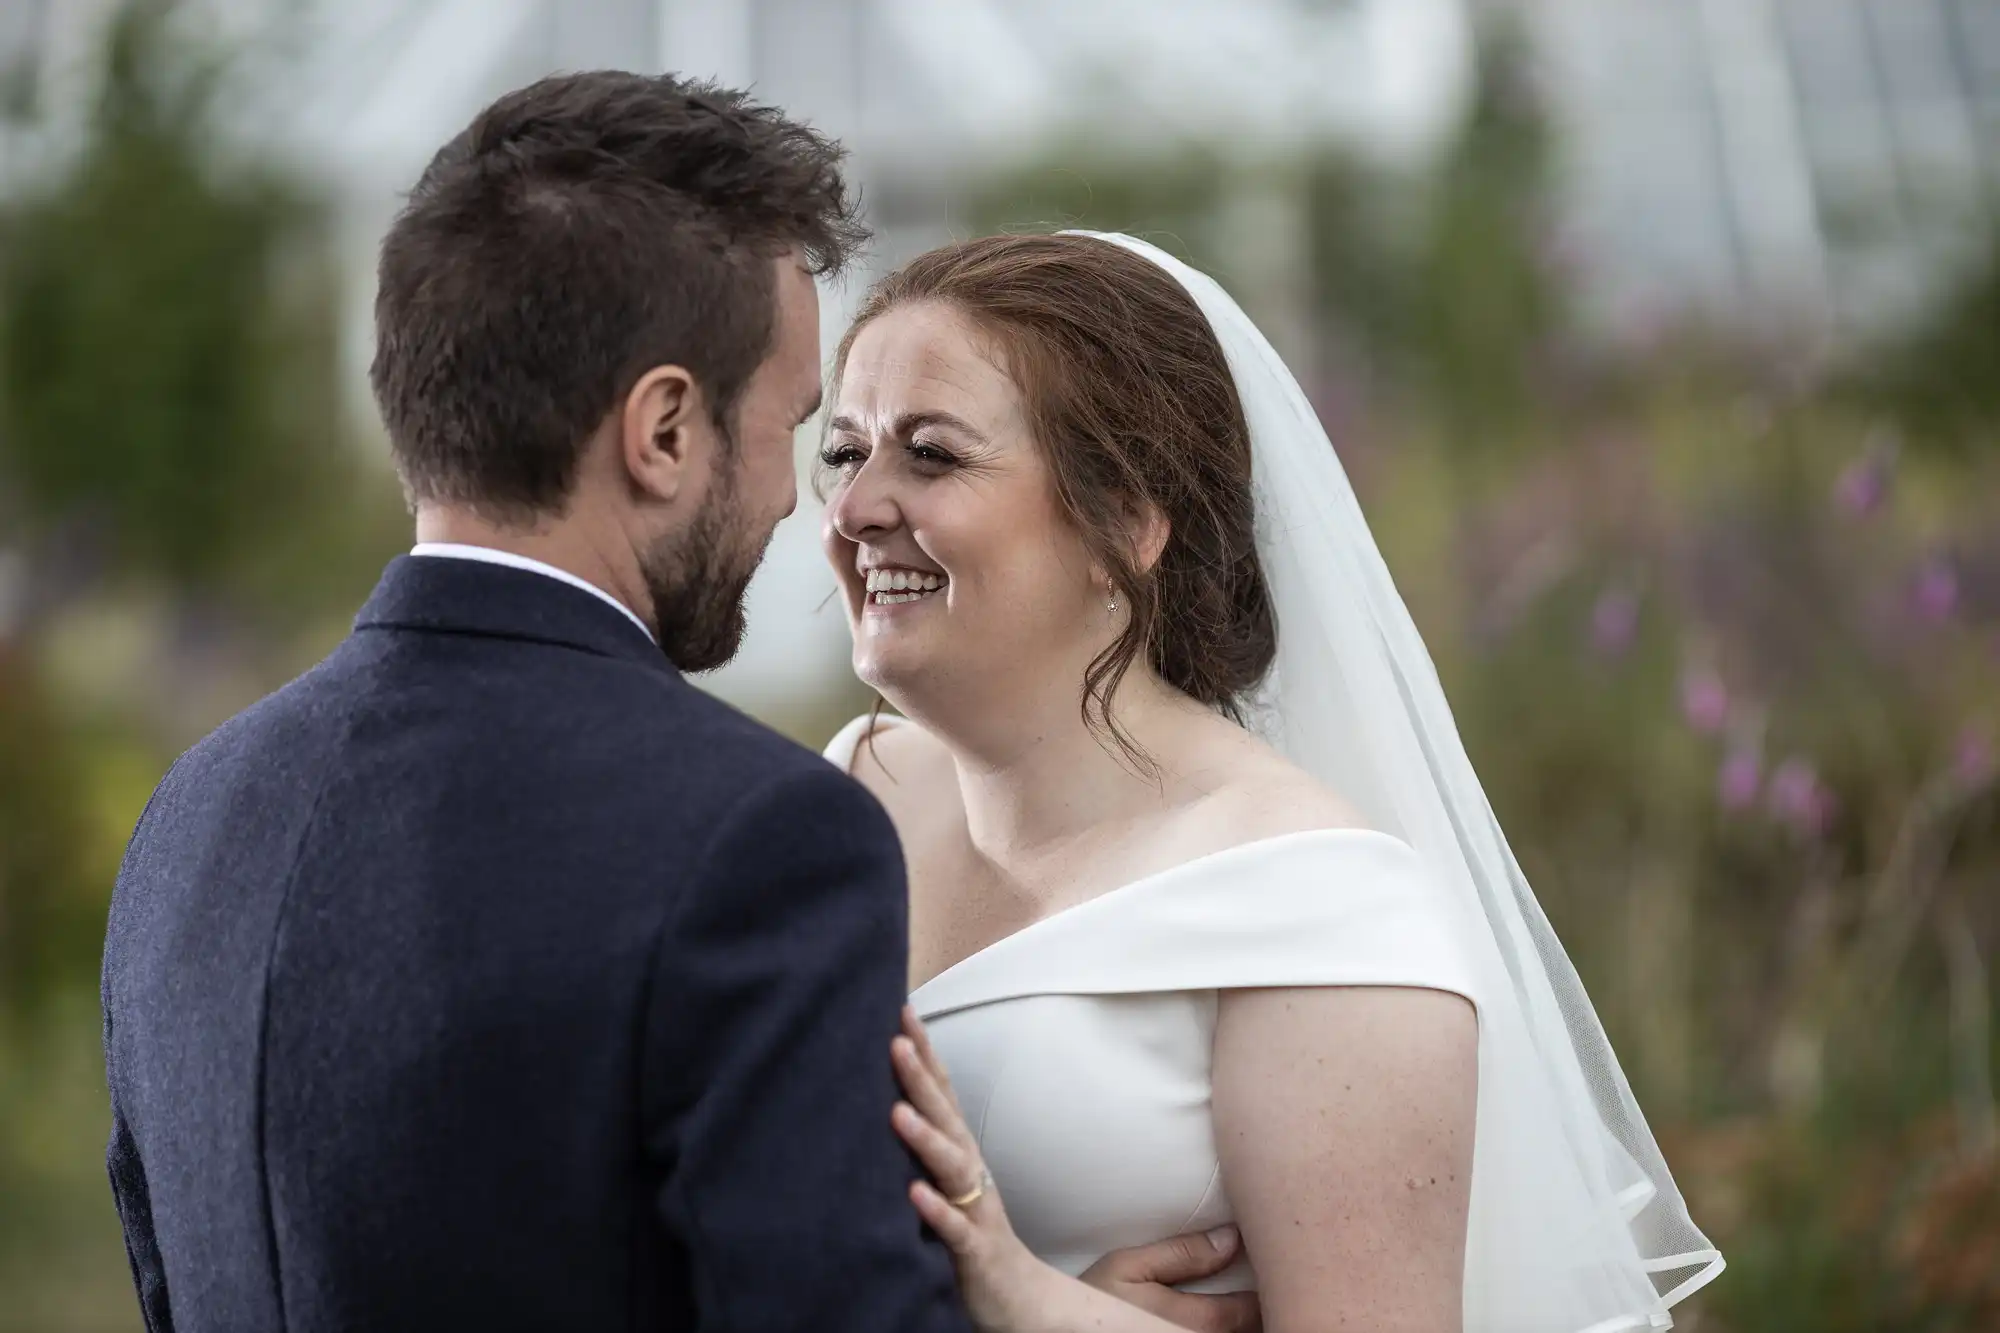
[825, 713, 1483, 1296]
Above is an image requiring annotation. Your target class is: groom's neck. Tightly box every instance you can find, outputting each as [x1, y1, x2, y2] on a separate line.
[412, 504, 654, 630]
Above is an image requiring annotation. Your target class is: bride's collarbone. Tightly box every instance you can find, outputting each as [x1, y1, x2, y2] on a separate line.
[872, 719, 1368, 976]
[908, 754, 1365, 908]
[903, 817, 1234, 988]
[909, 806, 1215, 936]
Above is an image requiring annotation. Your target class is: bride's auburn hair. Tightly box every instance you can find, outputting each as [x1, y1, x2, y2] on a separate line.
[831, 233, 1277, 749]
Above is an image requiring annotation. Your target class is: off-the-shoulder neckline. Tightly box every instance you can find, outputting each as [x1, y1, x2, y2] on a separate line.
[911, 825, 1417, 1000]
[829, 714, 1421, 1001]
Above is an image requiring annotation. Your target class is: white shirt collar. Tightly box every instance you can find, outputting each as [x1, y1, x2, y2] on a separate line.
[409, 543, 655, 643]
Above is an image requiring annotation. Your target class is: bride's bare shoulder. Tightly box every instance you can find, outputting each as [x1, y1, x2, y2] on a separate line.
[839, 716, 961, 831]
[1195, 724, 1372, 839]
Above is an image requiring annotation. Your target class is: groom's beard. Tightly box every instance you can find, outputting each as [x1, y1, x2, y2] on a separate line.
[642, 460, 767, 673]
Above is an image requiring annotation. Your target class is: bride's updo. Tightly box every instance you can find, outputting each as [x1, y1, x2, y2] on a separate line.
[832, 233, 1276, 729]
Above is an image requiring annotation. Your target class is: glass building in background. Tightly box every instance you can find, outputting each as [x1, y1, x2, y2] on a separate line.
[1515, 0, 1999, 345]
[2, 0, 1994, 715]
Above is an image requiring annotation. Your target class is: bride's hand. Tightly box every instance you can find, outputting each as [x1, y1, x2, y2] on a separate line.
[890, 1007, 1051, 1331]
[892, 1007, 1262, 1333]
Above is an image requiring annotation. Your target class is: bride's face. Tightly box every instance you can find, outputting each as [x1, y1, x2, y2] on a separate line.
[822, 302, 1105, 707]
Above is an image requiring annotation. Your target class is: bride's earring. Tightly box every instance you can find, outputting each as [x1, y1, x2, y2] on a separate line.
[1106, 592, 1118, 616]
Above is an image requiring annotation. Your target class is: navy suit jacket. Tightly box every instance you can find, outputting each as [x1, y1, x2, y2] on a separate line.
[101, 554, 970, 1333]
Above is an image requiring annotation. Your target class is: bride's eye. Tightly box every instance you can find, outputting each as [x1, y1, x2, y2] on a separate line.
[909, 440, 958, 470]
[817, 443, 866, 471]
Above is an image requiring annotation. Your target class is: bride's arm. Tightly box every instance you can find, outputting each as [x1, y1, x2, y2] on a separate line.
[1211, 985, 1477, 1333]
[891, 1011, 1260, 1333]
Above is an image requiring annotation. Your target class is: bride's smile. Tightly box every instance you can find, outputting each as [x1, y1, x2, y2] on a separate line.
[862, 566, 949, 606]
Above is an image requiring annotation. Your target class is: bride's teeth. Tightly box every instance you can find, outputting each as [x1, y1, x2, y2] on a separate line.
[861, 569, 948, 605]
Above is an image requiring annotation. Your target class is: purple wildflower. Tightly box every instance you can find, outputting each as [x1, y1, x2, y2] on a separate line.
[1590, 587, 1640, 658]
[1768, 757, 1836, 835]
[1912, 558, 1959, 622]
[1834, 457, 1889, 516]
[1719, 749, 1762, 811]
[1833, 429, 1898, 517]
[1680, 668, 1730, 734]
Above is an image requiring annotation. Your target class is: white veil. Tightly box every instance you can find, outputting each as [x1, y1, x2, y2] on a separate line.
[1072, 231, 1724, 1332]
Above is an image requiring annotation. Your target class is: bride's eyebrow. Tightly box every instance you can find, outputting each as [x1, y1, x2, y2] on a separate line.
[826, 410, 989, 446]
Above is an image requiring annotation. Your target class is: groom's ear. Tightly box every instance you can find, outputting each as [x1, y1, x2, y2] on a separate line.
[619, 364, 717, 504]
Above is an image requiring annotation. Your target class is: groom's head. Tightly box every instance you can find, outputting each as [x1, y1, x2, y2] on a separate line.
[372, 72, 865, 669]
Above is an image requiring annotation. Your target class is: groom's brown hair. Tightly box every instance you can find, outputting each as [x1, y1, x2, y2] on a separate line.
[372, 71, 865, 520]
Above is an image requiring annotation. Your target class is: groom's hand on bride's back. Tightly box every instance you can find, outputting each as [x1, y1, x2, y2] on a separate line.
[1081, 1226, 1262, 1333]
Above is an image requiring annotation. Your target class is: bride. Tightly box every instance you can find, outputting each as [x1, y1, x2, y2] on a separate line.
[817, 232, 1723, 1332]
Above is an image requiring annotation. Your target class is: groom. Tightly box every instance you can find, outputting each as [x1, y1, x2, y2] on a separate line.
[101, 71, 1247, 1333]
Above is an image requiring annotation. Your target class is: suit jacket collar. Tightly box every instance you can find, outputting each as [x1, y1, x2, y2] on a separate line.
[355, 555, 674, 676]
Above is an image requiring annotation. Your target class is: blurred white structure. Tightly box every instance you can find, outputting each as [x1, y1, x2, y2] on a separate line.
[5, 0, 1994, 717]
[1507, 0, 2000, 344]
[263, 0, 1474, 716]
[230, 0, 1467, 717]
[1, 0, 1472, 719]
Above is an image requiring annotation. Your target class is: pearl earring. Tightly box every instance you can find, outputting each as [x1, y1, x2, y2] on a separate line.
[1106, 592, 1118, 615]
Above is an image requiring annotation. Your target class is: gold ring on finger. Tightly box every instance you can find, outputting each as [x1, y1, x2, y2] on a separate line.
[948, 1168, 994, 1209]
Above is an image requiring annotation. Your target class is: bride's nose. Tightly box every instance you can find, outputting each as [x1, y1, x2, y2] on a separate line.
[827, 465, 902, 543]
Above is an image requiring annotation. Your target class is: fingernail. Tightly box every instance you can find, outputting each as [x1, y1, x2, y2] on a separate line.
[1206, 1225, 1239, 1251]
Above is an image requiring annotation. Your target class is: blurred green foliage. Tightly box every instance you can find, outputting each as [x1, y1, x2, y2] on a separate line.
[1860, 229, 2000, 450]
[0, 652, 96, 1020]
[1400, 16, 1561, 441]
[0, 4, 348, 589]
[0, 10, 401, 1322]
[0, 0, 401, 1013]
